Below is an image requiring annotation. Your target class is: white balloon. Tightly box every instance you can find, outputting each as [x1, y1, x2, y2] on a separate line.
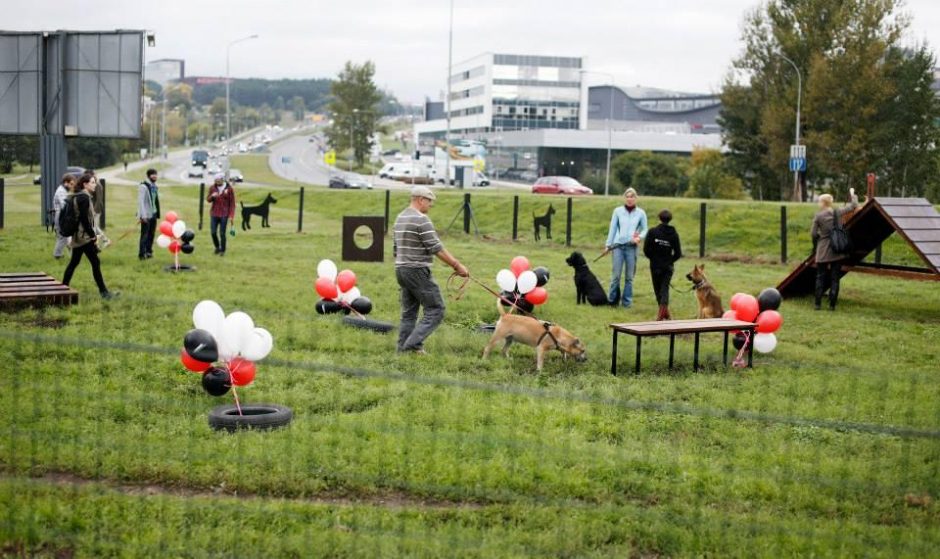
[156, 234, 172, 249]
[217, 338, 237, 362]
[193, 300, 225, 336]
[222, 312, 255, 353]
[516, 270, 538, 294]
[754, 333, 778, 354]
[317, 259, 338, 281]
[241, 328, 273, 361]
[496, 269, 517, 293]
[171, 220, 187, 239]
[341, 286, 361, 304]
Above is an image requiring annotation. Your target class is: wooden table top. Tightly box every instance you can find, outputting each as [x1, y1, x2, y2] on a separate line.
[609, 319, 757, 336]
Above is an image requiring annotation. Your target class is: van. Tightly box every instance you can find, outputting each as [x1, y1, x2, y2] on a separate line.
[191, 150, 209, 168]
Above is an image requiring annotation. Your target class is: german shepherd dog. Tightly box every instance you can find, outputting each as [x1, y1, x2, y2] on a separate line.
[241, 193, 277, 231]
[565, 251, 609, 306]
[686, 264, 724, 318]
[533, 204, 555, 241]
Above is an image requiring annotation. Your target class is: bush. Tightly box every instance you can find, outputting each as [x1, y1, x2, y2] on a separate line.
[685, 148, 746, 200]
[611, 151, 688, 197]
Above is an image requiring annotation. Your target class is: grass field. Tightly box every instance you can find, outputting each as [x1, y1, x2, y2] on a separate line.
[1, 178, 938, 557]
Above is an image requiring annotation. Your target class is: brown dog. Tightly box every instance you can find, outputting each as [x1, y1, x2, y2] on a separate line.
[686, 264, 724, 318]
[482, 299, 587, 371]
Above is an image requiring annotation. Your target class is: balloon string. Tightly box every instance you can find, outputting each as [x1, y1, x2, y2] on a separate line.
[448, 273, 537, 318]
[228, 360, 243, 416]
[733, 331, 752, 369]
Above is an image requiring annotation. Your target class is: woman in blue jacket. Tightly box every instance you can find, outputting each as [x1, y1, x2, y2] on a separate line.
[604, 188, 648, 308]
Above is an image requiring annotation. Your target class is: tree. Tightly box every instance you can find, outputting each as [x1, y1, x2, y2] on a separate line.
[290, 96, 306, 122]
[325, 61, 383, 167]
[164, 83, 193, 111]
[611, 151, 688, 197]
[719, 0, 934, 201]
[685, 148, 746, 199]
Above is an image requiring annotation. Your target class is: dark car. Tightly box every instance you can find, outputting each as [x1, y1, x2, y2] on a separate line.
[191, 149, 209, 168]
[329, 172, 372, 190]
[531, 176, 593, 195]
[34, 166, 86, 185]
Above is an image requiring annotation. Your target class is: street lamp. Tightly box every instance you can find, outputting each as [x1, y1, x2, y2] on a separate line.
[226, 34, 258, 142]
[580, 70, 615, 196]
[349, 108, 359, 172]
[445, 0, 454, 187]
[779, 53, 802, 202]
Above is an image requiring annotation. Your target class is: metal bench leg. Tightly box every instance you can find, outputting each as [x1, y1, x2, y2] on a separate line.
[747, 328, 755, 368]
[723, 331, 729, 366]
[610, 329, 618, 376]
[635, 336, 642, 374]
[693, 332, 700, 371]
[668, 334, 675, 369]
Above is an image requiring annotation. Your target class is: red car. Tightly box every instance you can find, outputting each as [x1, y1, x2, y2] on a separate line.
[531, 176, 594, 195]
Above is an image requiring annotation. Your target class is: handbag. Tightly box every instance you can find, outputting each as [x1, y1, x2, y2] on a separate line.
[829, 211, 852, 254]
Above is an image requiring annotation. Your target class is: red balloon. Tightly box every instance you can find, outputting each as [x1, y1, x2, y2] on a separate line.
[159, 221, 174, 237]
[180, 349, 211, 373]
[722, 310, 738, 321]
[756, 310, 783, 333]
[168, 240, 181, 254]
[229, 357, 256, 386]
[525, 286, 548, 305]
[336, 269, 357, 293]
[729, 292, 749, 311]
[735, 294, 760, 322]
[510, 256, 530, 277]
[315, 277, 339, 300]
[165, 211, 179, 224]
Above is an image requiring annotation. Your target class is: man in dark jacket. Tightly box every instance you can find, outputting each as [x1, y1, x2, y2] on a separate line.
[643, 209, 682, 320]
[137, 169, 160, 260]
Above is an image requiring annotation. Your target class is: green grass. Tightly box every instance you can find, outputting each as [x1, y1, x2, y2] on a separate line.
[229, 154, 310, 187]
[1, 180, 938, 557]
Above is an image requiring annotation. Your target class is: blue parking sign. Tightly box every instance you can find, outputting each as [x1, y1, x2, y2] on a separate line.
[789, 158, 806, 172]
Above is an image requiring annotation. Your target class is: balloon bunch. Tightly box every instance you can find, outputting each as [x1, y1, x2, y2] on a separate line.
[313, 259, 374, 316]
[156, 211, 196, 271]
[181, 300, 274, 403]
[495, 256, 550, 313]
[723, 287, 784, 354]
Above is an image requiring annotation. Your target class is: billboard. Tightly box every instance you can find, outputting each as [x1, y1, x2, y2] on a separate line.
[0, 30, 144, 138]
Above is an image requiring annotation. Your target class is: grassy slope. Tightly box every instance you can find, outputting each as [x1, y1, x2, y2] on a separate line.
[0, 180, 938, 557]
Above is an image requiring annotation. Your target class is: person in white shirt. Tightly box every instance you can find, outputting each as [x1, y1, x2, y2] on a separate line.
[52, 173, 76, 259]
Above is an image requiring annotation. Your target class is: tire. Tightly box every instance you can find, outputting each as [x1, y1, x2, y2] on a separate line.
[342, 316, 395, 333]
[208, 403, 293, 432]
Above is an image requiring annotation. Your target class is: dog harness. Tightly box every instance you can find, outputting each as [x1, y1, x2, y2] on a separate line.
[536, 321, 561, 350]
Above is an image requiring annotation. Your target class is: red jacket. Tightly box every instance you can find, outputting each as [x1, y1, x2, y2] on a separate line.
[207, 183, 236, 220]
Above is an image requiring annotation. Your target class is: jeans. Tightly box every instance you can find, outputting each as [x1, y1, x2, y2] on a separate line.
[53, 230, 70, 258]
[815, 261, 842, 308]
[608, 244, 637, 307]
[650, 266, 673, 306]
[210, 216, 229, 253]
[63, 243, 108, 294]
[396, 266, 445, 351]
[139, 218, 157, 258]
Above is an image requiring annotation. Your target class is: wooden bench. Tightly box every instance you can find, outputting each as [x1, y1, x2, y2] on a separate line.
[0, 272, 79, 309]
[609, 319, 757, 375]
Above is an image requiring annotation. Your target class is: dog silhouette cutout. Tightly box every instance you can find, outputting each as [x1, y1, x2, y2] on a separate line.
[533, 204, 555, 241]
[241, 193, 277, 231]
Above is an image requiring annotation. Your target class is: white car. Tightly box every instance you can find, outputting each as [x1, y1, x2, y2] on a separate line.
[228, 169, 244, 182]
[188, 166, 205, 178]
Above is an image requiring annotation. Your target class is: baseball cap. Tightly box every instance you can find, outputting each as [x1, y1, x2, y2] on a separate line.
[410, 185, 436, 200]
[214, 173, 225, 181]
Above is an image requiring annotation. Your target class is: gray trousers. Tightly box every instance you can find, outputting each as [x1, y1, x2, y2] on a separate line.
[53, 230, 70, 258]
[396, 266, 445, 351]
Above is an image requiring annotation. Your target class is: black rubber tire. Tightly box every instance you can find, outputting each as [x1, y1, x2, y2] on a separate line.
[342, 316, 395, 333]
[208, 403, 293, 432]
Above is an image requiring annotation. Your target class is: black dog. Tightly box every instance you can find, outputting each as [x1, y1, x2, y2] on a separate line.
[241, 193, 277, 231]
[565, 251, 609, 306]
[533, 204, 555, 241]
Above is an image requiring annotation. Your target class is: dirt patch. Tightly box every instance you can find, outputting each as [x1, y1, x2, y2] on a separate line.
[0, 542, 74, 559]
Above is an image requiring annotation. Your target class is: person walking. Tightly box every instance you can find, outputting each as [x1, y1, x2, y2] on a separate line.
[84, 173, 110, 250]
[604, 188, 648, 308]
[643, 209, 682, 320]
[137, 168, 160, 260]
[52, 173, 76, 259]
[207, 174, 236, 255]
[811, 188, 860, 310]
[62, 174, 117, 299]
[393, 186, 468, 354]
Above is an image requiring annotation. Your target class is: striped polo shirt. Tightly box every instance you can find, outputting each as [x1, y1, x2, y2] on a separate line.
[393, 207, 444, 268]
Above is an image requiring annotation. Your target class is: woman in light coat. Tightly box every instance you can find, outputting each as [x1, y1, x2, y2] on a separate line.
[810, 188, 859, 310]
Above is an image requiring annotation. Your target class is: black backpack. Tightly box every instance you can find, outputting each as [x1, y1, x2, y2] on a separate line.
[829, 211, 852, 254]
[58, 196, 79, 237]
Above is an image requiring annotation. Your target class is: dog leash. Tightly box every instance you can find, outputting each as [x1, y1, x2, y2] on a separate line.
[447, 273, 538, 319]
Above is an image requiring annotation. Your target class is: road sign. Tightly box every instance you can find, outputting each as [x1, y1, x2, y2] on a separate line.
[789, 158, 807, 172]
[281, 156, 292, 164]
[473, 157, 485, 172]
[789, 145, 806, 159]
[324, 150, 336, 166]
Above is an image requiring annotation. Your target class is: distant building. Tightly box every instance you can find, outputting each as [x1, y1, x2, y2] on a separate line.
[145, 58, 185, 86]
[424, 99, 445, 122]
[586, 85, 722, 134]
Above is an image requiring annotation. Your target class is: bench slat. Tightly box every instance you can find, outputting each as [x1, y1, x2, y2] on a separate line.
[610, 319, 756, 336]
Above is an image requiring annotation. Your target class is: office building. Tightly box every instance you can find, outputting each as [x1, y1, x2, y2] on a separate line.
[144, 58, 185, 86]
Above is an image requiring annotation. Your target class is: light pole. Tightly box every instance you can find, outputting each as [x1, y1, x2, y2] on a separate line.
[349, 108, 359, 172]
[580, 70, 615, 196]
[226, 34, 258, 142]
[445, 0, 454, 187]
[780, 53, 802, 202]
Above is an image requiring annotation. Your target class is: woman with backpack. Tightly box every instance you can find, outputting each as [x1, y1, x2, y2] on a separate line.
[810, 188, 859, 311]
[61, 174, 117, 299]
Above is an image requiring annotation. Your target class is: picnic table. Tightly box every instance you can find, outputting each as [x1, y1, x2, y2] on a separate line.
[609, 319, 757, 375]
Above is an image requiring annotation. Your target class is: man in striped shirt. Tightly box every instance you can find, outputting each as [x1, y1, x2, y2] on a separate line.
[393, 186, 469, 354]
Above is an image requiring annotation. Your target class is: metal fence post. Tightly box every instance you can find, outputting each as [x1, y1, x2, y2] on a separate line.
[198, 183, 205, 231]
[297, 187, 305, 233]
[566, 197, 573, 247]
[463, 193, 471, 234]
[99, 178, 106, 230]
[0, 178, 5, 230]
[699, 202, 706, 258]
[875, 243, 882, 264]
[384, 189, 391, 235]
[512, 195, 519, 240]
[780, 205, 787, 264]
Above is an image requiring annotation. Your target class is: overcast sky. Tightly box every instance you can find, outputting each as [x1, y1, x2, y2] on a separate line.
[6, 0, 940, 103]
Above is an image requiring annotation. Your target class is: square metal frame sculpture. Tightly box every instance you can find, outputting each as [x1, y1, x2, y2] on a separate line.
[342, 216, 385, 262]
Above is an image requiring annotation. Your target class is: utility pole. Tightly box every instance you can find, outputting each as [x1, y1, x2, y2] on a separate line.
[349, 108, 359, 172]
[580, 70, 615, 196]
[780, 54, 802, 202]
[226, 34, 258, 142]
[160, 97, 167, 159]
[445, 0, 454, 187]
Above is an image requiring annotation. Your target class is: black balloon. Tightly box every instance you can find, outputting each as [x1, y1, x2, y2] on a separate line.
[180, 242, 195, 254]
[202, 367, 231, 396]
[757, 288, 782, 312]
[732, 332, 748, 350]
[315, 299, 348, 315]
[183, 329, 218, 362]
[533, 266, 550, 287]
[350, 296, 373, 315]
[499, 290, 534, 313]
[181, 230, 195, 243]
